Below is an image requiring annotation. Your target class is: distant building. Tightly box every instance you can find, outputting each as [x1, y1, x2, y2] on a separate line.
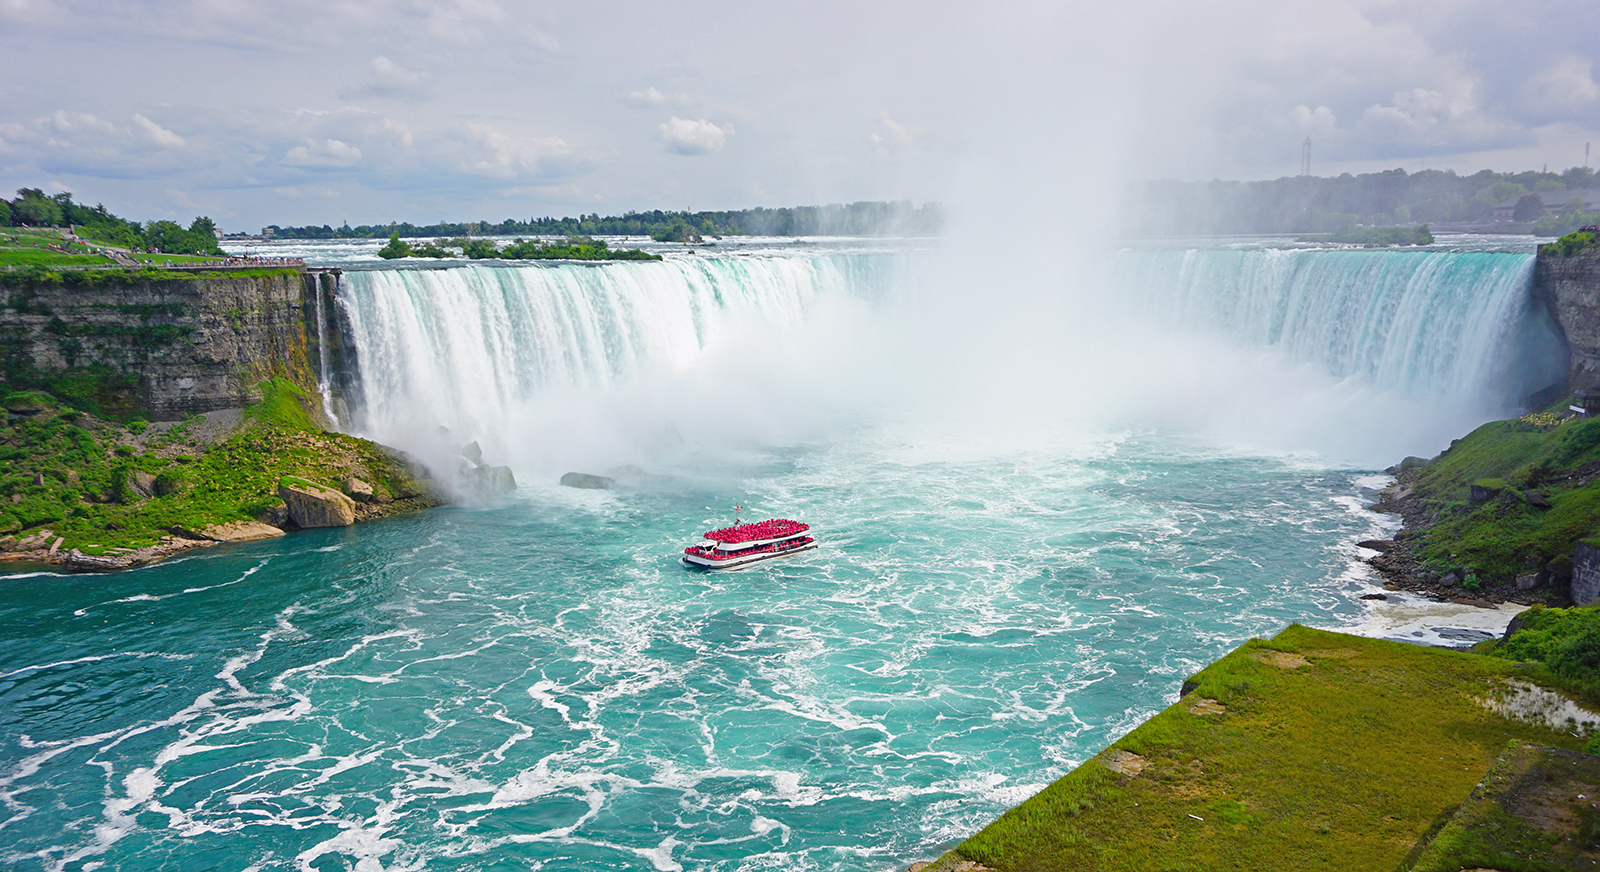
[1493, 188, 1600, 220]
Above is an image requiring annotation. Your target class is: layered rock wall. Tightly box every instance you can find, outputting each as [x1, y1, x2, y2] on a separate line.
[1, 268, 346, 420]
[1531, 246, 1600, 396]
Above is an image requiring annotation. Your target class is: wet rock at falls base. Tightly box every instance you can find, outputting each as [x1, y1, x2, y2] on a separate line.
[466, 465, 516, 495]
[560, 471, 614, 489]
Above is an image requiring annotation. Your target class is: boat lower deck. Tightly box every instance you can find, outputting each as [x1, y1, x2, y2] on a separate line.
[681, 540, 818, 570]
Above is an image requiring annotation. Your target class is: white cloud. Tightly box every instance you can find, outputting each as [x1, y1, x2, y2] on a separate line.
[0, 0, 56, 25]
[440, 122, 576, 178]
[869, 111, 913, 155]
[657, 117, 729, 155]
[1290, 105, 1337, 137]
[132, 113, 183, 147]
[1357, 85, 1508, 147]
[340, 55, 434, 101]
[1, 111, 191, 176]
[628, 88, 666, 108]
[1525, 55, 1600, 115]
[283, 138, 363, 167]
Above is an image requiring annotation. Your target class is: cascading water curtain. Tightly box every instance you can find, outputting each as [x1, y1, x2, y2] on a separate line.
[334, 255, 903, 440]
[1112, 248, 1564, 405]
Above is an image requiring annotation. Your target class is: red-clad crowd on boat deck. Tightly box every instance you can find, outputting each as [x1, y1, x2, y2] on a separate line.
[685, 537, 815, 560]
[702, 519, 809, 544]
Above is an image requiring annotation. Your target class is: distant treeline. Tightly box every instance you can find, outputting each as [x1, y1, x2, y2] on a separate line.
[264, 200, 945, 241]
[1132, 166, 1599, 236]
[1, 188, 223, 256]
[378, 234, 660, 262]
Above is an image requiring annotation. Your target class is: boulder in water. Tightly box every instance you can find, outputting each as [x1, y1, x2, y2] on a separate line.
[560, 471, 614, 489]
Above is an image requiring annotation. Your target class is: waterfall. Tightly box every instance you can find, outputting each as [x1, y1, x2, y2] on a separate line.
[330, 246, 1567, 472]
[1110, 248, 1566, 407]
[333, 254, 902, 470]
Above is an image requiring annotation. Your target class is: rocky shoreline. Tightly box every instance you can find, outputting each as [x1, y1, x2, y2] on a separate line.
[1361, 456, 1571, 608]
[1, 471, 447, 573]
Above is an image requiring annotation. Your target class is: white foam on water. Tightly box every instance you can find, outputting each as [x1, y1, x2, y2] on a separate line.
[293, 823, 412, 872]
[0, 651, 193, 681]
[1341, 590, 1526, 646]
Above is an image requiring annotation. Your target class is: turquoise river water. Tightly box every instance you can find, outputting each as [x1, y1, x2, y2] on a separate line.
[0, 235, 1558, 871]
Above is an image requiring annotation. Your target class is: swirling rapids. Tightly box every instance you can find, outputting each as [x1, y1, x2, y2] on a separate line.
[0, 431, 1386, 871]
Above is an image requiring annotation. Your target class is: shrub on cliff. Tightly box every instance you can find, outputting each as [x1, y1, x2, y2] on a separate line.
[1540, 229, 1597, 257]
[1495, 604, 1600, 702]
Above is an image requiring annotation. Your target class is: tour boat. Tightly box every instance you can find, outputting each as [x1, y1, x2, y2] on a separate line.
[681, 518, 817, 570]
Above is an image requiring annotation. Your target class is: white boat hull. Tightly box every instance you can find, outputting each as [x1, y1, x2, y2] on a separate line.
[680, 541, 818, 570]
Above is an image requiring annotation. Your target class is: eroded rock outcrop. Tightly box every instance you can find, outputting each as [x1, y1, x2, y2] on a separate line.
[277, 478, 357, 528]
[1531, 246, 1600, 395]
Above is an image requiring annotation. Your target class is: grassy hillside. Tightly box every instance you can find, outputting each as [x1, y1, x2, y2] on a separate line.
[0, 380, 438, 561]
[1395, 409, 1600, 591]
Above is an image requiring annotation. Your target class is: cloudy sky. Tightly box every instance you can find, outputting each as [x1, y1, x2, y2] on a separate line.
[1, 0, 1596, 232]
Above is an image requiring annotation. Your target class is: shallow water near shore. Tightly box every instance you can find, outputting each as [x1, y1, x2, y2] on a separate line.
[0, 428, 1403, 871]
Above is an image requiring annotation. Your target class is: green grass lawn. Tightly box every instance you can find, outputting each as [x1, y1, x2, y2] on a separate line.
[0, 226, 227, 268]
[936, 624, 1595, 872]
[0, 228, 118, 266]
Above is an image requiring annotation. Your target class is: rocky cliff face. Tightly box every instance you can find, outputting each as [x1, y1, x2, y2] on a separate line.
[1531, 246, 1600, 396]
[1, 268, 345, 420]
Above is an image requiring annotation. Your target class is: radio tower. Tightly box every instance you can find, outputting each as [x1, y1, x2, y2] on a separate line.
[1301, 137, 1312, 177]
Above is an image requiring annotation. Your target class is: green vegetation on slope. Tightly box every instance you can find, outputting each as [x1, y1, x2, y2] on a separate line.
[942, 624, 1592, 872]
[0, 228, 119, 267]
[1408, 742, 1600, 872]
[1491, 604, 1600, 706]
[1399, 411, 1600, 588]
[1540, 228, 1599, 258]
[0, 381, 434, 557]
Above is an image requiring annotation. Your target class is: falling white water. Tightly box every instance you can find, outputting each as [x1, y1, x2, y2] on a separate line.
[332, 245, 1566, 477]
[1110, 247, 1561, 401]
[334, 254, 906, 477]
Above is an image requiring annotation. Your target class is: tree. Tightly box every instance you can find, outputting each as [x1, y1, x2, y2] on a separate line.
[0, 199, 10, 227]
[377, 233, 412, 259]
[12, 189, 62, 226]
[1512, 194, 1546, 221]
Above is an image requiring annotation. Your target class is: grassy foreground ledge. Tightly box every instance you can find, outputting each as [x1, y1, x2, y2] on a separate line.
[922, 624, 1599, 872]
